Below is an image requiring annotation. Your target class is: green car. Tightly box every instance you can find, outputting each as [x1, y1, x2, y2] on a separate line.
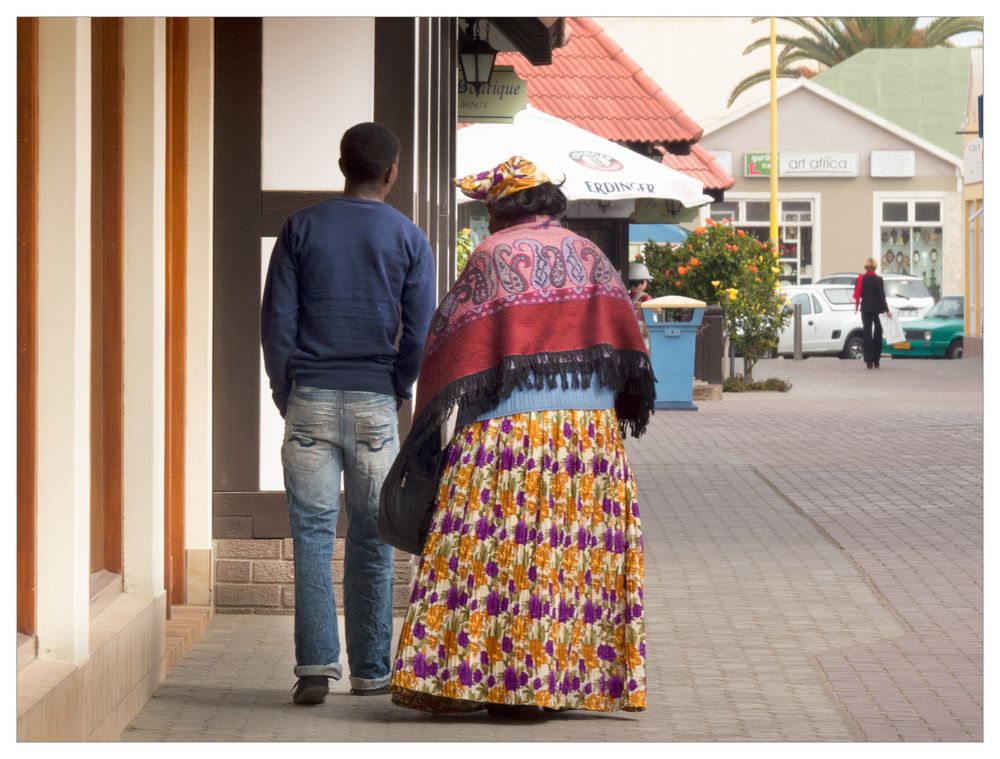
[884, 295, 965, 359]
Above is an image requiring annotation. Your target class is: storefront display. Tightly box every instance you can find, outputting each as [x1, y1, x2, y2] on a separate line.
[877, 199, 943, 299]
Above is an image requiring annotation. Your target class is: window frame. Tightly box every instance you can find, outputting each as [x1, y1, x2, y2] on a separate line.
[871, 192, 946, 294]
[707, 192, 822, 285]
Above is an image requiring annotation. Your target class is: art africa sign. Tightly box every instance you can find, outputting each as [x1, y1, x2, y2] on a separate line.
[745, 151, 859, 178]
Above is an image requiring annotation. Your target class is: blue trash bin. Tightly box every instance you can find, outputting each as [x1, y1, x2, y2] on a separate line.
[641, 295, 706, 410]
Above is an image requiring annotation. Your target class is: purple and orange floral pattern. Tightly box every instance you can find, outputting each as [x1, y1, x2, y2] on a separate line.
[390, 409, 646, 713]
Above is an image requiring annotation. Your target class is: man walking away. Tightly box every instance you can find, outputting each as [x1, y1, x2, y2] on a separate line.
[261, 122, 436, 704]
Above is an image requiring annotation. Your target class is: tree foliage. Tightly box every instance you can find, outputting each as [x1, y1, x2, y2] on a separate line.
[456, 227, 474, 273]
[728, 16, 984, 106]
[636, 219, 789, 380]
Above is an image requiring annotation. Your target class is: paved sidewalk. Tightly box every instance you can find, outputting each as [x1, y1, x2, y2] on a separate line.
[125, 356, 983, 742]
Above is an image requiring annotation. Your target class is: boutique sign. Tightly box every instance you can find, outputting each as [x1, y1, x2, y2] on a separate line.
[457, 66, 527, 123]
[745, 151, 859, 178]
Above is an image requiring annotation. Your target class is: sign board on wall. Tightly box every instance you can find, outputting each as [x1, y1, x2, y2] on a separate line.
[871, 150, 916, 177]
[457, 66, 528, 123]
[707, 149, 733, 178]
[963, 138, 983, 184]
[745, 151, 859, 177]
[744, 152, 772, 177]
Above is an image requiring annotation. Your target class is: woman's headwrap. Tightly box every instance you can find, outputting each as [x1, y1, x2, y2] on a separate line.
[453, 155, 551, 201]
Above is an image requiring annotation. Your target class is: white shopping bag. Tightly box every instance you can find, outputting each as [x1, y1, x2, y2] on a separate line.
[880, 312, 905, 345]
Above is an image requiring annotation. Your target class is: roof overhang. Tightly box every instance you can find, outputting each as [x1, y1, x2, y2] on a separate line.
[462, 17, 568, 66]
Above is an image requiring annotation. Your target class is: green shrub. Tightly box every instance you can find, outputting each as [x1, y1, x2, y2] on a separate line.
[723, 375, 792, 393]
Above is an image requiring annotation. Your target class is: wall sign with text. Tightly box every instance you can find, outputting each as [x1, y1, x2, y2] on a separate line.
[745, 151, 859, 178]
[871, 150, 916, 178]
[457, 66, 528, 123]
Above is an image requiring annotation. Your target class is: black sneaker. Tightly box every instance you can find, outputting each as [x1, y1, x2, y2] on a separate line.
[291, 675, 329, 705]
[349, 684, 391, 696]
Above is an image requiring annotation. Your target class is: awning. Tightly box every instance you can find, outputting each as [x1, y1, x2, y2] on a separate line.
[629, 224, 690, 244]
[456, 108, 713, 208]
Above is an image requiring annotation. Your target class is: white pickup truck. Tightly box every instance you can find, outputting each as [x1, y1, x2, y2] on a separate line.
[776, 285, 865, 359]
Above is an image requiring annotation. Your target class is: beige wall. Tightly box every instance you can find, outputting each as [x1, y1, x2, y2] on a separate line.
[261, 18, 376, 191]
[122, 17, 167, 598]
[36, 16, 92, 665]
[702, 87, 963, 291]
[21, 15, 176, 740]
[185, 18, 215, 605]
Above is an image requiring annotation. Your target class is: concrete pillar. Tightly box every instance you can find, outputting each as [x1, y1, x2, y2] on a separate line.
[184, 18, 215, 605]
[122, 17, 167, 598]
[35, 17, 92, 665]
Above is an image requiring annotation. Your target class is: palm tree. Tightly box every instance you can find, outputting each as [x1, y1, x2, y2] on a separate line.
[728, 17, 983, 107]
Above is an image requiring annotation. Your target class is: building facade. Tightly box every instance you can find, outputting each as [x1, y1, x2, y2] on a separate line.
[700, 81, 964, 293]
[961, 50, 983, 355]
[17, 15, 563, 740]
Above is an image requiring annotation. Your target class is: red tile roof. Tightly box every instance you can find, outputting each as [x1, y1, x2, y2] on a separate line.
[658, 144, 735, 193]
[496, 17, 733, 192]
[497, 17, 702, 144]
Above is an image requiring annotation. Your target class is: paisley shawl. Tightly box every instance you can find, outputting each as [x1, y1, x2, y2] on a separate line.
[421, 215, 654, 438]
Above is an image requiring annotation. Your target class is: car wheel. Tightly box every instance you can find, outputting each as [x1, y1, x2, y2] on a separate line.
[946, 339, 963, 359]
[842, 333, 864, 360]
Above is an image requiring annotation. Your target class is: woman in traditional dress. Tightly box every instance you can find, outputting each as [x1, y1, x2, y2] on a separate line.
[387, 156, 655, 717]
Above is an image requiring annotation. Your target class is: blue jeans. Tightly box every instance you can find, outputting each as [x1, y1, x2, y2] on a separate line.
[281, 385, 398, 689]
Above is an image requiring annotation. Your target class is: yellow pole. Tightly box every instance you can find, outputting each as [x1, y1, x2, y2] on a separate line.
[769, 17, 779, 250]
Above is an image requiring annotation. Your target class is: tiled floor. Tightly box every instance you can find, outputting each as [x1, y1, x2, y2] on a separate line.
[125, 356, 982, 742]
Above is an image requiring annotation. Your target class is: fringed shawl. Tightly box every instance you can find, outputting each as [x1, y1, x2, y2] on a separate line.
[418, 215, 653, 445]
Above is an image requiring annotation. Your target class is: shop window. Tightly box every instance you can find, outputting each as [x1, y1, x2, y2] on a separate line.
[915, 202, 941, 222]
[707, 201, 737, 222]
[708, 198, 816, 286]
[782, 201, 811, 222]
[745, 201, 770, 222]
[882, 202, 908, 222]
[877, 198, 943, 300]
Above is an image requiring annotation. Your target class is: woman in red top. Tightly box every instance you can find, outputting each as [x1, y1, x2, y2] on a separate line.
[853, 257, 890, 369]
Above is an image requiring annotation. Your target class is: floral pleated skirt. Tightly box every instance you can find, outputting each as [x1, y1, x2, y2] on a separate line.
[390, 408, 646, 713]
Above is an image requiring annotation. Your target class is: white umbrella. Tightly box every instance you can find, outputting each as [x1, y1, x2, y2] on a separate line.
[456, 108, 713, 208]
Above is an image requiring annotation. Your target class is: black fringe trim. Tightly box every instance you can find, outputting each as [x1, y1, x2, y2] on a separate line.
[405, 346, 657, 467]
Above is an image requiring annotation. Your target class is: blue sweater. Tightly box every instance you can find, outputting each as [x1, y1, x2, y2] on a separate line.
[260, 197, 436, 415]
[456, 375, 617, 427]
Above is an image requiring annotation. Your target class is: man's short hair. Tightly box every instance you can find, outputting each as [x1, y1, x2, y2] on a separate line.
[340, 122, 401, 182]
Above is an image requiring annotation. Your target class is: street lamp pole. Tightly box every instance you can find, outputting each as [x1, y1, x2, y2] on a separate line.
[769, 17, 779, 254]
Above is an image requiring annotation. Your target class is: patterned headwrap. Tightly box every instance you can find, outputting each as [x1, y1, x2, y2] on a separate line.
[453, 156, 551, 201]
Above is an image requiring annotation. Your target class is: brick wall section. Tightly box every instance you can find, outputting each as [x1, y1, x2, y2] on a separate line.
[214, 539, 415, 615]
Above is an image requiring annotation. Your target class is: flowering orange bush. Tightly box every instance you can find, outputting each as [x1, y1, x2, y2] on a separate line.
[638, 218, 788, 379]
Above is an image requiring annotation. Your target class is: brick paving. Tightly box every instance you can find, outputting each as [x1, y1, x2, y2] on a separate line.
[124, 356, 982, 742]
